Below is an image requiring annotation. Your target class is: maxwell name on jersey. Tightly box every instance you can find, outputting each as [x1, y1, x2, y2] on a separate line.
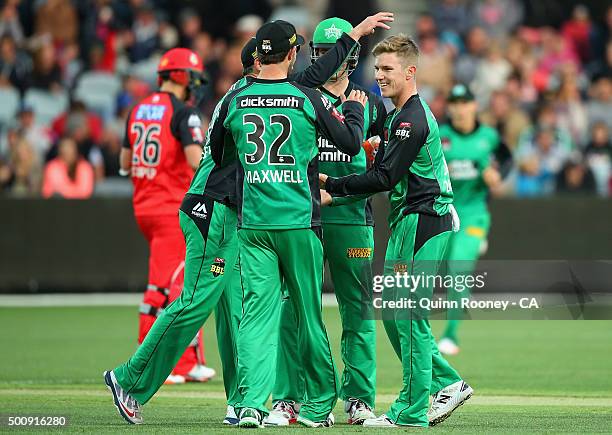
[318, 136, 352, 163]
[245, 169, 304, 184]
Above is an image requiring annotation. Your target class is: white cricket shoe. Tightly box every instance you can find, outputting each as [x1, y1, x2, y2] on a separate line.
[428, 380, 473, 426]
[267, 400, 299, 425]
[223, 405, 239, 425]
[103, 370, 143, 424]
[238, 407, 264, 428]
[345, 398, 376, 425]
[297, 412, 334, 428]
[186, 364, 216, 382]
[363, 414, 398, 427]
[164, 374, 186, 385]
[438, 338, 460, 355]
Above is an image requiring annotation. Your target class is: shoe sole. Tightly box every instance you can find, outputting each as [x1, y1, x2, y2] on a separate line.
[238, 417, 263, 428]
[103, 371, 141, 425]
[429, 389, 473, 427]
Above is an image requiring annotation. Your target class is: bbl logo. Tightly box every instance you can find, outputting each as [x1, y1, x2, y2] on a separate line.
[210, 257, 225, 277]
[395, 122, 412, 141]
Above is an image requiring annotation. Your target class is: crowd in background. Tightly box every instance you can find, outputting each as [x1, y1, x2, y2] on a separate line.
[0, 0, 610, 199]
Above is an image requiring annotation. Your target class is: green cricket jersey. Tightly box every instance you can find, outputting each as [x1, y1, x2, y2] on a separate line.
[210, 77, 365, 230]
[318, 82, 386, 226]
[439, 123, 500, 215]
[187, 31, 359, 204]
[326, 94, 454, 230]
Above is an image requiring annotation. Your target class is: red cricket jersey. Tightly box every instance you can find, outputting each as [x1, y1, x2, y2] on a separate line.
[123, 92, 205, 216]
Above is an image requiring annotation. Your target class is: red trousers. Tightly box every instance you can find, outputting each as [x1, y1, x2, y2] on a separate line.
[135, 214, 205, 375]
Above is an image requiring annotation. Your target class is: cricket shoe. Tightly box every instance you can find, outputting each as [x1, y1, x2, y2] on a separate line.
[428, 380, 473, 426]
[103, 370, 143, 424]
[223, 405, 239, 425]
[345, 398, 376, 425]
[297, 412, 334, 428]
[186, 364, 216, 382]
[164, 374, 186, 385]
[266, 400, 299, 425]
[438, 338, 460, 356]
[238, 407, 264, 428]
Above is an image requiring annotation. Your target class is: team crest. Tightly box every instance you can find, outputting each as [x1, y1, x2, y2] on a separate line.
[324, 24, 343, 39]
[210, 258, 225, 277]
[441, 137, 451, 151]
[261, 39, 272, 53]
[188, 114, 204, 143]
[189, 53, 199, 66]
[395, 122, 412, 141]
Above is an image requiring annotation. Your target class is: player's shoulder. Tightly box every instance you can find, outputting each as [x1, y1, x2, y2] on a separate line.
[477, 123, 501, 148]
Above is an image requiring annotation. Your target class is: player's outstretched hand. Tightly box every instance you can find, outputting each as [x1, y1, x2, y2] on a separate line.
[319, 173, 329, 188]
[349, 12, 394, 40]
[320, 189, 332, 206]
[345, 90, 367, 108]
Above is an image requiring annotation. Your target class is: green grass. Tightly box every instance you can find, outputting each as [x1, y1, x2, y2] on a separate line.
[1, 306, 611, 433]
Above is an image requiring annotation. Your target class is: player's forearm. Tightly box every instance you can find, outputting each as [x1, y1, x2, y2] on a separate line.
[330, 192, 371, 206]
[289, 33, 358, 88]
[332, 101, 364, 156]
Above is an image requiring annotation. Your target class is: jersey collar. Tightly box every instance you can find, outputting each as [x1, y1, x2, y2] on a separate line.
[250, 77, 289, 84]
[449, 121, 481, 136]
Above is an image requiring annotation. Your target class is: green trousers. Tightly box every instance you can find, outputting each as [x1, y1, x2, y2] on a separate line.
[442, 211, 490, 343]
[114, 194, 242, 405]
[273, 224, 376, 408]
[383, 213, 462, 427]
[236, 228, 337, 422]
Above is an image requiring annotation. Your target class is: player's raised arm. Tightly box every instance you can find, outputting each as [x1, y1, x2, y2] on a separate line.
[325, 110, 426, 195]
[288, 12, 394, 88]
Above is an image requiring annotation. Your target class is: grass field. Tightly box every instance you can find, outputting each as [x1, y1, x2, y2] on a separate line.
[1, 306, 611, 433]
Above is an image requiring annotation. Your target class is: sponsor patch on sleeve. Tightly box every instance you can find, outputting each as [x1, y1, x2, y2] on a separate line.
[321, 95, 345, 123]
[188, 113, 204, 143]
[395, 121, 412, 141]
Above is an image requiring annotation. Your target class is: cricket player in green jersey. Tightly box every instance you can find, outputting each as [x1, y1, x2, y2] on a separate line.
[321, 34, 473, 428]
[209, 19, 378, 428]
[437, 84, 510, 356]
[102, 14, 395, 426]
[270, 17, 387, 426]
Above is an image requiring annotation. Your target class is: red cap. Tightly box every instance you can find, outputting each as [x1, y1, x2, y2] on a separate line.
[157, 48, 203, 73]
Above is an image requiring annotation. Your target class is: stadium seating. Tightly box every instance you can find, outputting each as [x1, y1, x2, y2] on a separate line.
[23, 89, 68, 127]
[74, 72, 122, 122]
[0, 87, 20, 127]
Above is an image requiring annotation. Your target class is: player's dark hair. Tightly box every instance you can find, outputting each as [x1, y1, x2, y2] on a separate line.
[258, 49, 290, 65]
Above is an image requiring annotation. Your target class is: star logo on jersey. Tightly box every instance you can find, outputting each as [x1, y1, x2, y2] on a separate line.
[324, 24, 343, 40]
[261, 39, 272, 53]
[210, 257, 225, 277]
[395, 122, 412, 141]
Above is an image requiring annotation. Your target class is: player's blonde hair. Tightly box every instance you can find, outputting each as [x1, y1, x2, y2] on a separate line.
[372, 34, 419, 66]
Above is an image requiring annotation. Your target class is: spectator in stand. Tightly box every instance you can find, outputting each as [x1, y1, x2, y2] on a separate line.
[51, 101, 103, 146]
[556, 153, 597, 195]
[433, 0, 469, 39]
[417, 16, 453, 99]
[13, 104, 52, 161]
[561, 4, 593, 64]
[42, 137, 94, 199]
[516, 126, 570, 197]
[177, 8, 201, 48]
[27, 41, 63, 92]
[554, 63, 589, 147]
[99, 126, 122, 178]
[471, 41, 512, 105]
[480, 89, 531, 150]
[0, 136, 41, 197]
[518, 104, 574, 153]
[535, 28, 580, 93]
[0, 0, 24, 44]
[0, 34, 31, 93]
[157, 11, 178, 51]
[586, 74, 612, 132]
[471, 0, 523, 39]
[34, 0, 78, 46]
[454, 26, 487, 85]
[128, 4, 159, 63]
[584, 122, 612, 196]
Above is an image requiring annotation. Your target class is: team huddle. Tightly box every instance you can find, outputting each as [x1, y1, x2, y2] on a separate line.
[103, 10, 489, 428]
